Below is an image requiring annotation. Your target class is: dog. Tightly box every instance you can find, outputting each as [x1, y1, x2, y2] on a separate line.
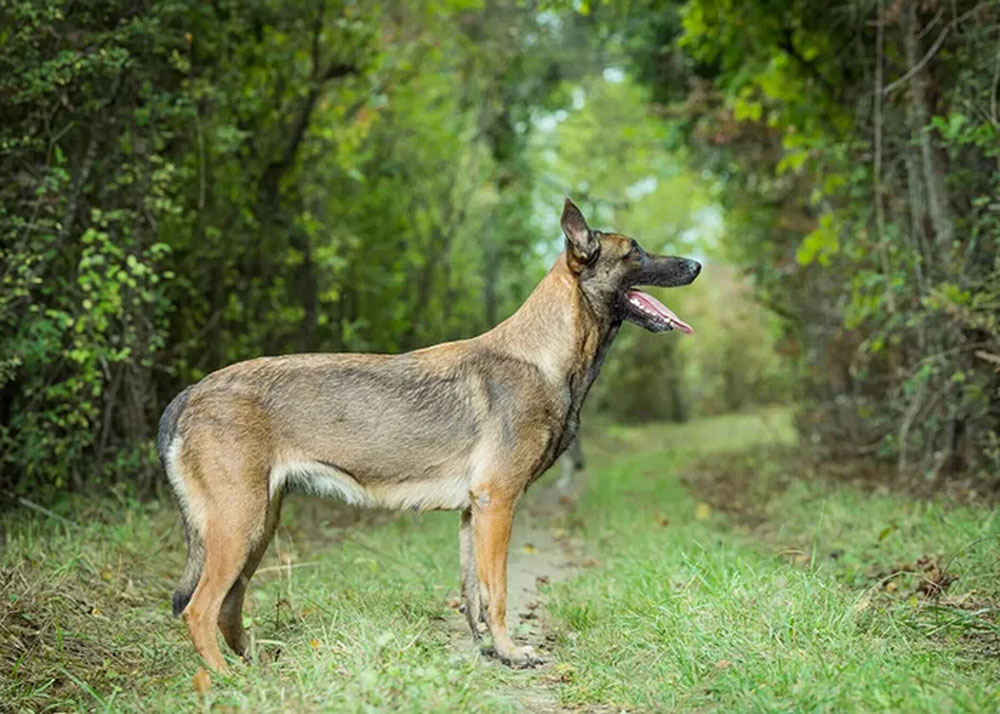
[158, 198, 701, 671]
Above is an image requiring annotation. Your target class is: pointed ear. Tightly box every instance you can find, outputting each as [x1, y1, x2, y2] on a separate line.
[561, 198, 598, 271]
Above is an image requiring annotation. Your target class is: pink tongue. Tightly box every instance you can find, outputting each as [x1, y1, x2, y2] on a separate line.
[626, 289, 694, 334]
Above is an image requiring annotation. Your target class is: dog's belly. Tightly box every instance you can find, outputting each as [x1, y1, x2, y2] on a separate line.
[269, 458, 473, 511]
[370, 471, 472, 511]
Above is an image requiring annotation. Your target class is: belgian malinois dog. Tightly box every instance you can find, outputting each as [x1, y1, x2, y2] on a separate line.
[159, 199, 700, 671]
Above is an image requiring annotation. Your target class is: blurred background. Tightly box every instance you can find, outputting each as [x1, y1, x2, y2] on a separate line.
[2, 0, 998, 502]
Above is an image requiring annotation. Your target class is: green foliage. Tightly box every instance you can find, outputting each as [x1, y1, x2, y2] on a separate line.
[20, 0, 990, 500]
[1, 0, 188, 494]
[603, 0, 1000, 480]
[796, 212, 838, 267]
[0, 1, 599, 498]
[2, 0, 784, 500]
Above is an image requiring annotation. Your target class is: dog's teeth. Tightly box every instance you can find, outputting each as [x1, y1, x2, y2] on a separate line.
[629, 296, 672, 323]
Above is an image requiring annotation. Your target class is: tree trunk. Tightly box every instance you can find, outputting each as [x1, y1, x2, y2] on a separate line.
[904, 3, 954, 260]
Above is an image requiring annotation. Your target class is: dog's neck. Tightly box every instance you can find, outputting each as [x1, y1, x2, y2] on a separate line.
[487, 253, 621, 403]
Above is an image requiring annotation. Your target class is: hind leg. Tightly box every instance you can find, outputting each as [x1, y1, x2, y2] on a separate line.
[183, 525, 249, 672]
[182, 477, 269, 673]
[218, 493, 283, 659]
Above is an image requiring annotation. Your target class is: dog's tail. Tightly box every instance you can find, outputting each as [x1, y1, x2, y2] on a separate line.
[158, 387, 204, 617]
[172, 525, 204, 616]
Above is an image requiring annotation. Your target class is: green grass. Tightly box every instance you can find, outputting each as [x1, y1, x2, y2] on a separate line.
[1, 500, 533, 711]
[546, 410, 1000, 711]
[3, 409, 1000, 712]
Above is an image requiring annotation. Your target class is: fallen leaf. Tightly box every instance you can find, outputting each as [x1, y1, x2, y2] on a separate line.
[579, 558, 599, 568]
[914, 555, 956, 599]
[446, 597, 461, 609]
[536, 575, 550, 587]
[522, 543, 538, 554]
[714, 659, 732, 669]
[310, 638, 320, 649]
[193, 667, 211, 697]
[695, 502, 711, 521]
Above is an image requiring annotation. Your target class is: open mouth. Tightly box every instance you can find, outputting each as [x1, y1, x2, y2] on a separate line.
[624, 289, 693, 334]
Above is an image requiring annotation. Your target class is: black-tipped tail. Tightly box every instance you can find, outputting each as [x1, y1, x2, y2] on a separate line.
[172, 588, 194, 617]
[171, 521, 205, 617]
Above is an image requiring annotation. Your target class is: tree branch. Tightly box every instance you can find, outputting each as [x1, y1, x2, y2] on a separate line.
[884, 2, 991, 95]
[873, 0, 895, 311]
[257, 0, 359, 212]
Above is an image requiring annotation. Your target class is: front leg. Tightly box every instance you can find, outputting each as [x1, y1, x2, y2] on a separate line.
[459, 508, 484, 639]
[470, 489, 540, 666]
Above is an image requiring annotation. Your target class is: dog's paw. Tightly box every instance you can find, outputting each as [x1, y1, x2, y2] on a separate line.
[484, 644, 544, 669]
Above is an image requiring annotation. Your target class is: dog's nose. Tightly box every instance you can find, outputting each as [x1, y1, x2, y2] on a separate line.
[687, 260, 702, 278]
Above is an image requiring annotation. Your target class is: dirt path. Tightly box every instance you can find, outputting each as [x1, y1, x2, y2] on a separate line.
[507, 478, 586, 712]
[509, 478, 581, 647]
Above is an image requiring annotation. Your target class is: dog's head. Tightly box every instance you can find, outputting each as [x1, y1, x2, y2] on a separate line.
[561, 198, 701, 334]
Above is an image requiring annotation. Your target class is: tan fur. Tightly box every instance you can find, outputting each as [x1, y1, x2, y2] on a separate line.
[159, 200, 700, 670]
